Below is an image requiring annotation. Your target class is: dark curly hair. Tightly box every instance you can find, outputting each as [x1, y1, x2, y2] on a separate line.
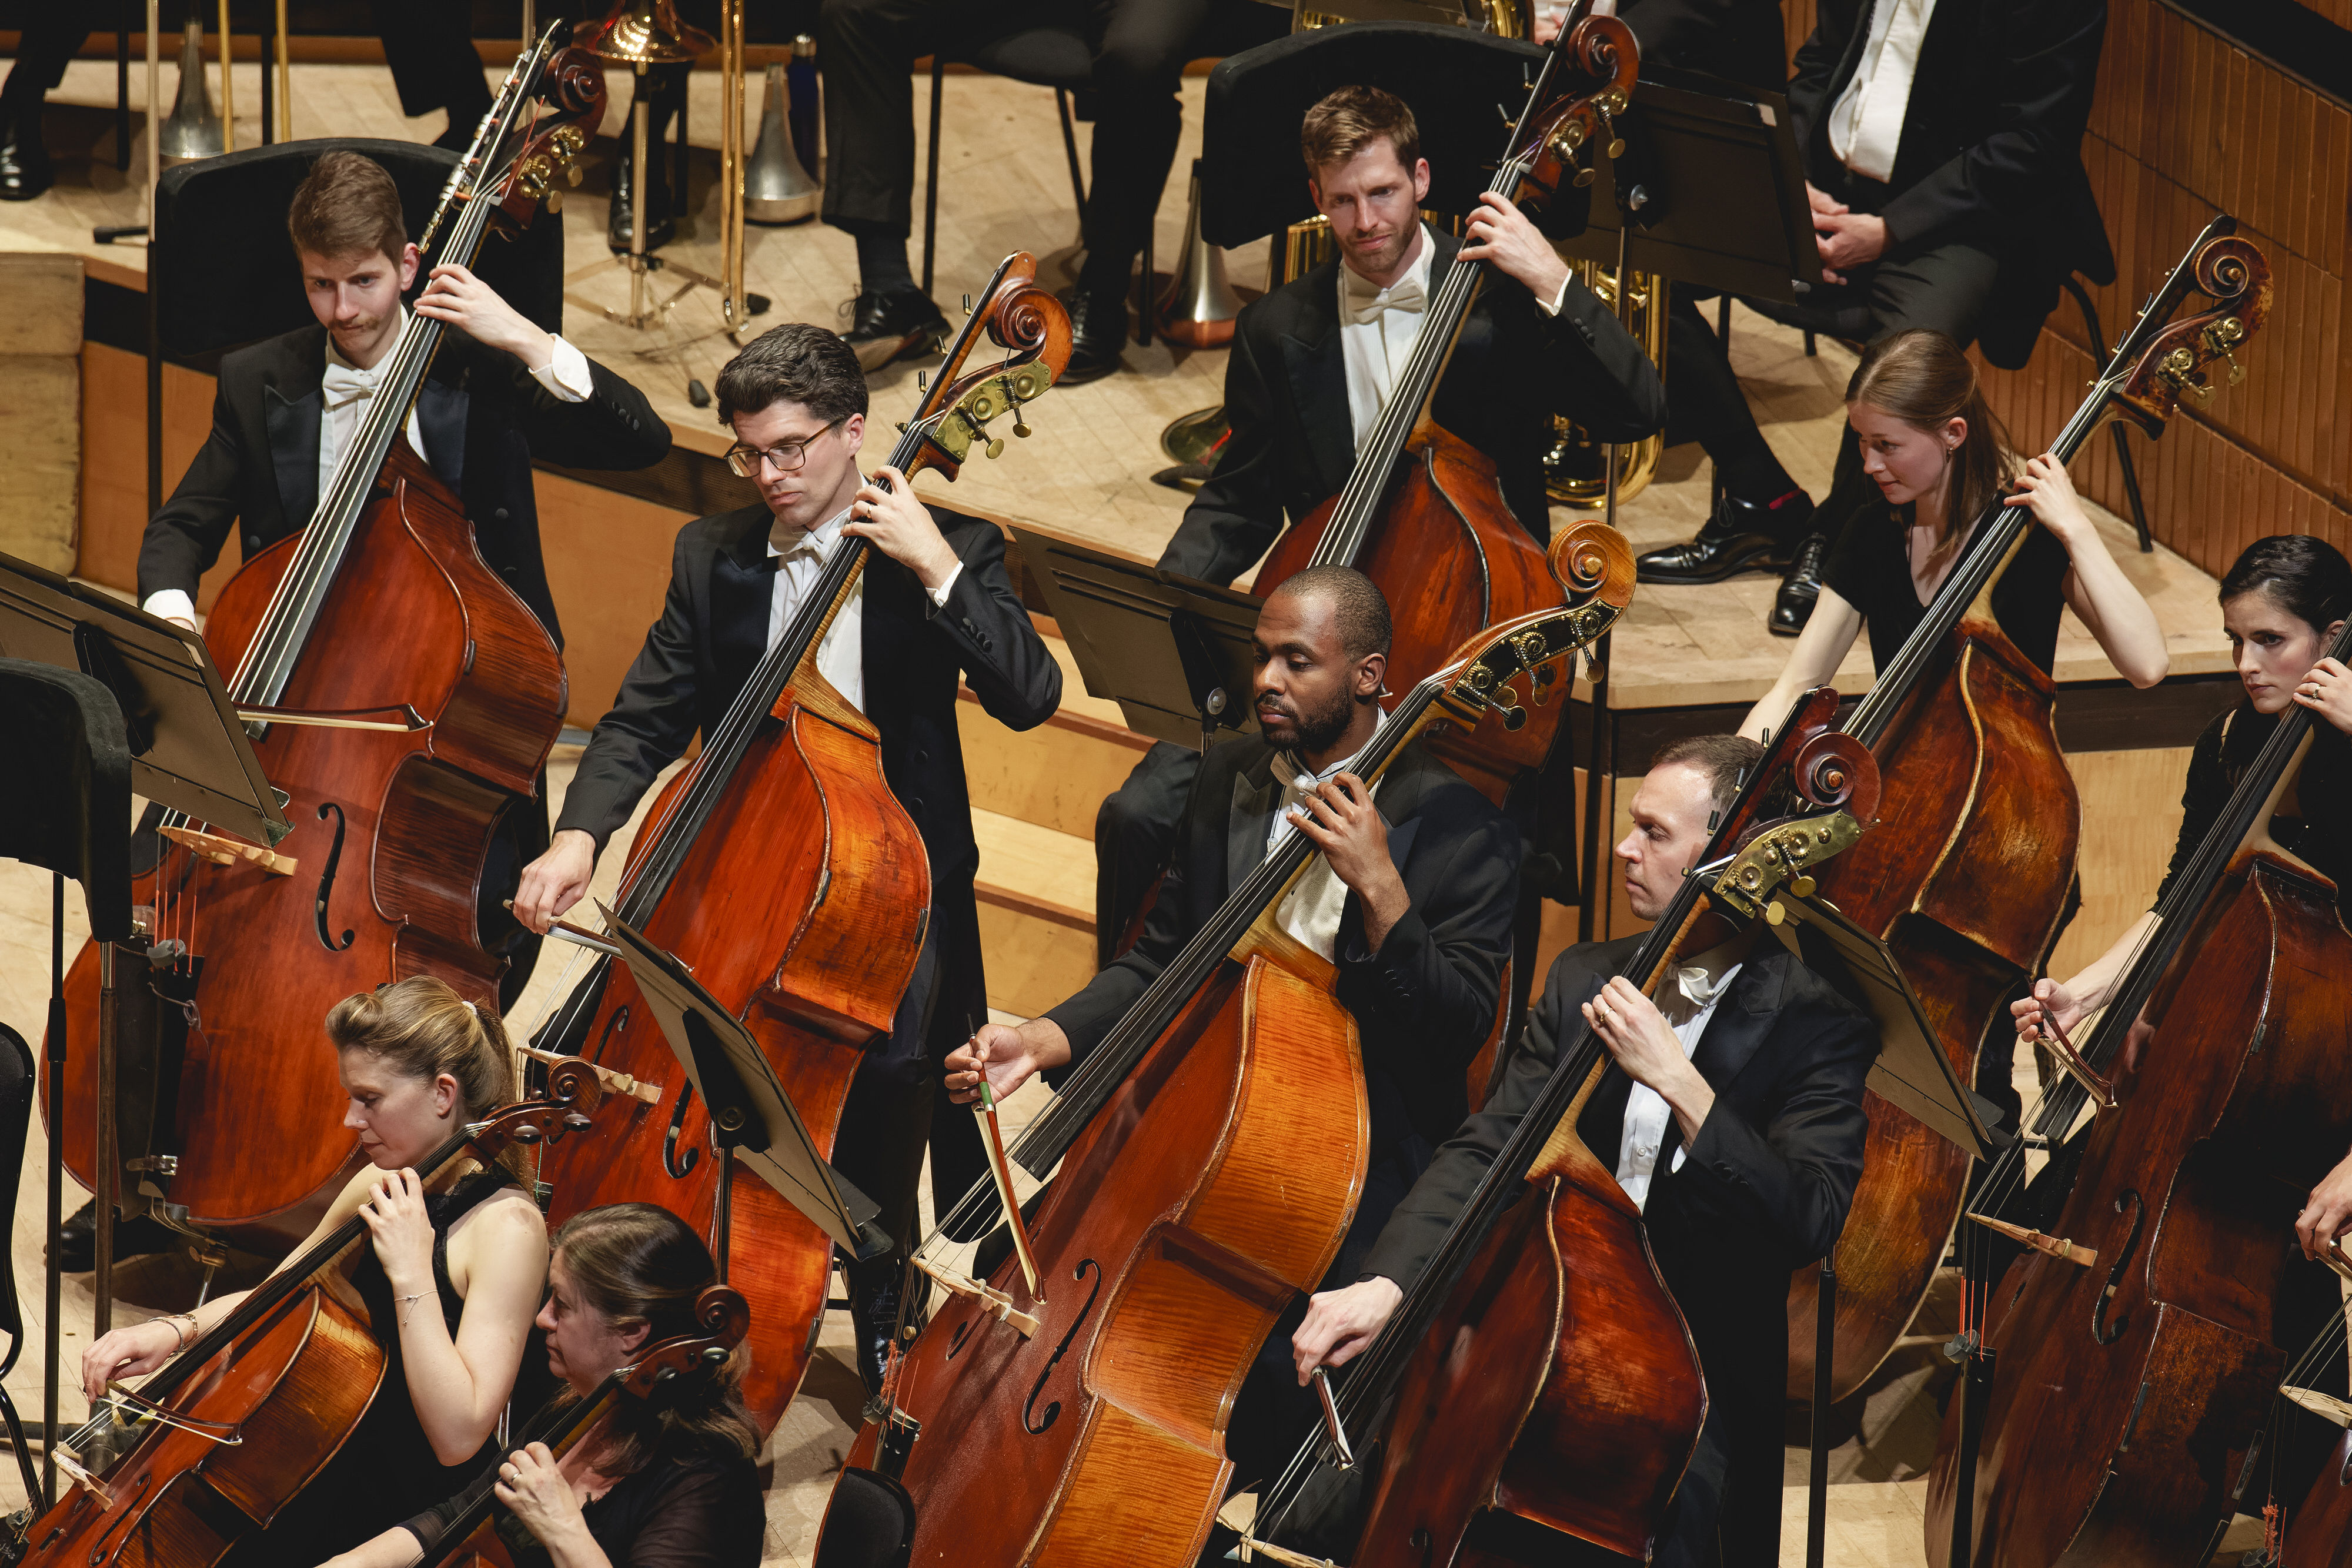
[714, 322, 868, 427]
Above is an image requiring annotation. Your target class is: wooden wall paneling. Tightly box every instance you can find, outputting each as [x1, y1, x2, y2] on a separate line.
[2047, 745, 2194, 979]
[528, 470, 687, 728]
[0, 255, 84, 574]
[77, 342, 229, 603]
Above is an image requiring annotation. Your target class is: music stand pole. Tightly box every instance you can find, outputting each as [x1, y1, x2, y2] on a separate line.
[93, 945, 118, 1341]
[42, 877, 63, 1510]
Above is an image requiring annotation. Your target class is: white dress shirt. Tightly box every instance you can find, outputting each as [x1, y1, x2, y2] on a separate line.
[1613, 935, 1749, 1211]
[766, 499, 963, 716]
[139, 310, 596, 627]
[1337, 224, 1577, 450]
[1267, 743, 1382, 962]
[1828, 0, 1940, 183]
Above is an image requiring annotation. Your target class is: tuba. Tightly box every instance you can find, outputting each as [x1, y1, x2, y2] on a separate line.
[1544, 259, 1668, 506]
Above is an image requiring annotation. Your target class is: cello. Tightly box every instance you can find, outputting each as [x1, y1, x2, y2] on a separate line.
[405, 1285, 750, 1568]
[0, 1061, 612, 1568]
[814, 531, 1635, 1568]
[1785, 218, 2273, 1402]
[1920, 617, 2352, 1564]
[1238, 687, 1879, 1566]
[520, 256, 1070, 1431]
[1250, 2, 1640, 802]
[45, 35, 602, 1245]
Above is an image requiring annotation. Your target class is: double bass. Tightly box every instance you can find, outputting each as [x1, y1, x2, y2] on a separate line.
[814, 533, 1634, 1568]
[1786, 218, 2273, 1401]
[46, 36, 602, 1245]
[1251, 1, 1641, 802]
[522, 256, 1070, 1430]
[0, 1062, 612, 1568]
[1924, 604, 2352, 1564]
[1240, 687, 1879, 1566]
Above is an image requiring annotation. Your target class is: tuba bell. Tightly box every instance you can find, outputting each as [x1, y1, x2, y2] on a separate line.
[1543, 260, 1668, 507]
[745, 61, 821, 225]
[157, 16, 223, 163]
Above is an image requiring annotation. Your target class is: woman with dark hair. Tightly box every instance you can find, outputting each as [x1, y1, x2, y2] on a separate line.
[2013, 533, 2352, 1051]
[1739, 327, 2170, 743]
[326, 1203, 765, 1568]
[80, 977, 550, 1565]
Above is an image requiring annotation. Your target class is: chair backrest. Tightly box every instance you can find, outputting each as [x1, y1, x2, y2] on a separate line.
[0, 658, 132, 944]
[0, 1022, 35, 1375]
[153, 137, 566, 361]
[1200, 21, 1544, 248]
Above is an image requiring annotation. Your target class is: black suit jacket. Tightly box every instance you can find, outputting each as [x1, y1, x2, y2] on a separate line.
[1362, 933, 1876, 1557]
[1044, 735, 1520, 1162]
[1789, 0, 2112, 367]
[1623, 0, 1789, 92]
[554, 502, 1063, 1076]
[1160, 228, 1668, 586]
[138, 323, 671, 648]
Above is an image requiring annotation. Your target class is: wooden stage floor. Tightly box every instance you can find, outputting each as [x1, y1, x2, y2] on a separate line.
[0, 48, 2283, 1568]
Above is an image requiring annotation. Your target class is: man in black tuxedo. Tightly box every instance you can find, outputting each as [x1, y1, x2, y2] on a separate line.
[1295, 734, 1878, 1567]
[948, 565, 1522, 1507]
[511, 320, 1063, 1393]
[1634, 0, 2111, 637]
[137, 150, 670, 651]
[819, 0, 1285, 379]
[1092, 82, 1662, 958]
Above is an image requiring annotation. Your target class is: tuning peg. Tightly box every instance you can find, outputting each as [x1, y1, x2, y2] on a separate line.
[962, 293, 974, 315]
[895, 420, 908, 432]
[566, 162, 583, 188]
[984, 437, 1004, 459]
[1013, 413, 1032, 439]
[917, 370, 928, 391]
[1495, 103, 1516, 132]
[1594, 104, 1625, 160]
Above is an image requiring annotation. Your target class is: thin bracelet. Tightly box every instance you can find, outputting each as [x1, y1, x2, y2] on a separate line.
[397, 1291, 435, 1329]
[168, 1313, 198, 1352]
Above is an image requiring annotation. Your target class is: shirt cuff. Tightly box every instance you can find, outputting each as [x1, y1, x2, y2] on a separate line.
[927, 563, 963, 608]
[142, 589, 198, 626]
[530, 335, 594, 403]
[1536, 271, 1571, 317]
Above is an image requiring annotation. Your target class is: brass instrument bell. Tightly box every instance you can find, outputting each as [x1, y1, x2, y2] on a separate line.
[157, 16, 223, 163]
[745, 62, 820, 225]
[579, 0, 713, 63]
[1157, 161, 1243, 349]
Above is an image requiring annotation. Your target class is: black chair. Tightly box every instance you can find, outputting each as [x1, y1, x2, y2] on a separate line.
[153, 137, 566, 362]
[0, 1021, 44, 1509]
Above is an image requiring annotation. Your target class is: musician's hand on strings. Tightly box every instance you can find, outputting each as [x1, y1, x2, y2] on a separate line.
[357, 1167, 437, 1299]
[2297, 1149, 2352, 1261]
[844, 463, 963, 596]
[413, 263, 559, 372]
[512, 830, 597, 935]
[81, 1318, 185, 1403]
[1293, 1276, 1403, 1385]
[947, 1019, 1069, 1106]
[2293, 657, 2352, 736]
[1585, 977, 1715, 1142]
[1286, 773, 1409, 946]
[2010, 976, 2089, 1047]
[495, 1442, 590, 1549]
[1460, 191, 1570, 310]
[2009, 455, 2096, 549]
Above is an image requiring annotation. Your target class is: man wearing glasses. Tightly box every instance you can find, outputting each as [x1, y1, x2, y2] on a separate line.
[510, 322, 1062, 1393]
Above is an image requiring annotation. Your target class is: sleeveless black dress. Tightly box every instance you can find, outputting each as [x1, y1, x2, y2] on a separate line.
[219, 1170, 523, 1567]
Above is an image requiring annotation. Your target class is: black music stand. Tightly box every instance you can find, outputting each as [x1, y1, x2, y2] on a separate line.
[1007, 528, 1264, 752]
[593, 908, 893, 1266]
[0, 551, 290, 1507]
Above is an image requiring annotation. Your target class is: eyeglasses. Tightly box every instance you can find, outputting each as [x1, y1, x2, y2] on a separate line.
[724, 420, 841, 477]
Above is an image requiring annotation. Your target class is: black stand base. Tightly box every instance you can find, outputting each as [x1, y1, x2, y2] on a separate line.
[1807, 1261, 1836, 1567]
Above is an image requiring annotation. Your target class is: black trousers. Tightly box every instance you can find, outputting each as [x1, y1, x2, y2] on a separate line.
[372, 0, 492, 122]
[818, 0, 1279, 298]
[1676, 237, 2001, 519]
[0, 14, 89, 113]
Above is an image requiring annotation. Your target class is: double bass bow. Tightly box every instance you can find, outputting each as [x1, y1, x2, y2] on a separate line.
[1251, 1, 1639, 802]
[46, 33, 603, 1245]
[1238, 687, 1880, 1568]
[814, 527, 1635, 1568]
[1922, 614, 2352, 1565]
[521, 255, 1070, 1432]
[0, 1062, 612, 1568]
[1785, 217, 2273, 1402]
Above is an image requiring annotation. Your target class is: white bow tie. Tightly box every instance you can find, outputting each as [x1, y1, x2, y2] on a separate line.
[1674, 963, 1733, 1009]
[320, 361, 382, 412]
[1343, 269, 1425, 327]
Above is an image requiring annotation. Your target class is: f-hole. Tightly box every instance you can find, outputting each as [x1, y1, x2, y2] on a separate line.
[663, 1084, 700, 1179]
[1023, 1258, 1101, 1436]
[313, 802, 355, 951]
[2091, 1189, 2145, 1346]
[591, 1004, 630, 1066]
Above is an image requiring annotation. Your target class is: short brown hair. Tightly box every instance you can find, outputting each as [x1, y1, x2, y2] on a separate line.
[325, 977, 516, 1121]
[714, 322, 870, 427]
[1301, 85, 1422, 183]
[1651, 734, 1764, 813]
[287, 150, 409, 265]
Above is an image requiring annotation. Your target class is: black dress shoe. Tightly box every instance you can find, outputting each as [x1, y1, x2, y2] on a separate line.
[1635, 488, 1815, 586]
[50, 1198, 172, 1272]
[1770, 531, 1830, 637]
[606, 141, 676, 254]
[843, 287, 950, 372]
[0, 125, 55, 202]
[1054, 288, 1128, 386]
